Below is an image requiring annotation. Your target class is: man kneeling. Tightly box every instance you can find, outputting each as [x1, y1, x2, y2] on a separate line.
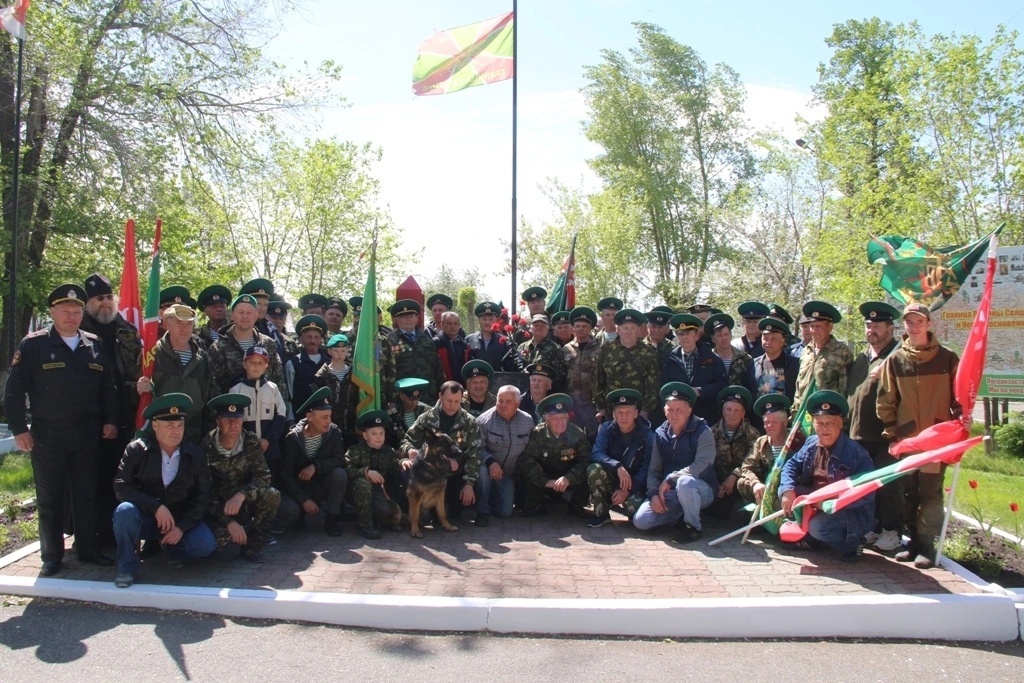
[113, 394, 216, 588]
[518, 394, 591, 517]
[585, 389, 653, 528]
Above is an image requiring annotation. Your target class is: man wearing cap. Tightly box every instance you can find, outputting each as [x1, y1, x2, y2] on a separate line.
[790, 313, 814, 358]
[738, 394, 804, 505]
[643, 308, 675, 359]
[519, 362, 556, 424]
[266, 296, 300, 359]
[518, 394, 592, 517]
[662, 314, 727, 424]
[474, 385, 534, 523]
[311, 333, 357, 443]
[585, 389, 654, 528]
[112, 394, 216, 587]
[158, 285, 196, 338]
[4, 283, 119, 575]
[780, 391, 875, 561]
[596, 297, 624, 343]
[196, 285, 232, 348]
[426, 293, 463, 340]
[383, 299, 445, 406]
[747, 317, 800, 428]
[207, 293, 287, 404]
[792, 301, 854, 412]
[466, 301, 524, 372]
[202, 393, 281, 563]
[512, 287, 548, 345]
[81, 272, 143, 545]
[347, 410, 404, 538]
[228, 346, 288, 485]
[551, 311, 574, 347]
[297, 293, 329, 317]
[732, 302, 769, 357]
[633, 382, 717, 543]
[847, 302, 904, 553]
[400, 381, 481, 519]
[706, 386, 761, 519]
[285, 314, 329, 420]
[138, 303, 218, 444]
[436, 311, 470, 382]
[595, 309, 660, 425]
[388, 377, 432, 448]
[240, 278, 290, 364]
[323, 297, 348, 337]
[706, 313, 753, 393]
[278, 387, 349, 537]
[518, 314, 567, 391]
[562, 306, 602, 440]
[461, 360, 496, 417]
[877, 302, 965, 568]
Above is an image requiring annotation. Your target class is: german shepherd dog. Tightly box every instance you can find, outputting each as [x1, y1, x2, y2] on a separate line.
[407, 430, 461, 538]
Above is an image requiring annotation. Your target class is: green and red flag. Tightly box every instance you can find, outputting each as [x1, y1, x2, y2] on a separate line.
[136, 218, 162, 430]
[412, 11, 514, 96]
[352, 246, 381, 415]
[545, 233, 577, 316]
[0, 0, 30, 41]
[118, 219, 141, 331]
[754, 381, 815, 535]
[867, 224, 1003, 312]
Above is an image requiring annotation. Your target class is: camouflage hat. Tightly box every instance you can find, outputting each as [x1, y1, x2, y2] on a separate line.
[660, 382, 697, 404]
[802, 300, 842, 324]
[717, 385, 752, 409]
[607, 388, 643, 409]
[704, 312, 735, 334]
[296, 386, 331, 414]
[357, 409, 390, 430]
[807, 390, 848, 417]
[197, 285, 232, 309]
[597, 297, 624, 312]
[538, 393, 573, 414]
[208, 393, 251, 418]
[614, 308, 646, 325]
[239, 278, 274, 299]
[859, 301, 900, 323]
[569, 306, 598, 327]
[475, 301, 501, 317]
[753, 393, 791, 417]
[426, 293, 454, 310]
[670, 313, 703, 333]
[737, 301, 770, 320]
[295, 314, 328, 337]
[461, 359, 494, 380]
[161, 303, 196, 322]
[143, 392, 192, 422]
[522, 286, 548, 302]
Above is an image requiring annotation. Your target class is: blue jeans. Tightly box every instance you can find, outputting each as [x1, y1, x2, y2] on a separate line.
[633, 475, 715, 531]
[808, 507, 874, 555]
[113, 501, 216, 576]
[476, 463, 516, 518]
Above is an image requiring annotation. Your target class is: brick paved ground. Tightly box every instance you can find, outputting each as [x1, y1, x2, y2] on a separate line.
[0, 511, 974, 599]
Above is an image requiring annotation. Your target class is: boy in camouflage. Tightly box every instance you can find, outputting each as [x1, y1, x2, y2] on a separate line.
[346, 410, 404, 539]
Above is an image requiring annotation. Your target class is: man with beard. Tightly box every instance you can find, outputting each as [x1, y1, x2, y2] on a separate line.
[196, 284, 232, 349]
[81, 273, 142, 546]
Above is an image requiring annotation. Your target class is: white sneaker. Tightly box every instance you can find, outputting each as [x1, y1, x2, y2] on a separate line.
[873, 529, 902, 552]
[863, 530, 880, 545]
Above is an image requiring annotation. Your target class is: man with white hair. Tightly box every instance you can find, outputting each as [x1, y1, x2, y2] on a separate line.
[474, 385, 535, 524]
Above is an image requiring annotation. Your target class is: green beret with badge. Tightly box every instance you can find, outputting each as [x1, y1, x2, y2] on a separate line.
[551, 310, 571, 326]
[396, 377, 429, 398]
[297, 293, 329, 312]
[737, 301, 770, 320]
[607, 388, 643, 409]
[522, 286, 547, 302]
[461, 359, 494, 380]
[266, 297, 292, 318]
[569, 306, 597, 326]
[197, 284, 232, 309]
[614, 308, 646, 325]
[160, 285, 193, 308]
[661, 382, 697, 404]
[475, 301, 500, 317]
[143, 392, 193, 422]
[357, 409, 391, 430]
[758, 316, 790, 336]
[48, 283, 87, 308]
[670, 313, 703, 333]
[704, 312, 734, 334]
[426, 293, 453, 310]
[859, 301, 900, 323]
[767, 303, 794, 325]
[389, 299, 421, 316]
[754, 393, 791, 417]
[538, 393, 573, 414]
[326, 333, 350, 348]
[802, 300, 842, 324]
[717, 385, 752, 409]
[296, 386, 331, 414]
[208, 393, 252, 418]
[806, 390, 848, 417]
[295, 314, 328, 337]
[597, 297, 624, 312]
[231, 293, 259, 310]
[240, 278, 274, 299]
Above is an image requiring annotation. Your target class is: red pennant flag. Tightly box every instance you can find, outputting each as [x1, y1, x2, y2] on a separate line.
[0, 0, 29, 41]
[118, 219, 141, 331]
[135, 218, 162, 430]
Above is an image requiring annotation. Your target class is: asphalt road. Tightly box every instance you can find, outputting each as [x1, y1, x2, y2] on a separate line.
[0, 597, 1021, 682]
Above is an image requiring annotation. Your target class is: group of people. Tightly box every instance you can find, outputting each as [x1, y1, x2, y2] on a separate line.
[3, 274, 965, 588]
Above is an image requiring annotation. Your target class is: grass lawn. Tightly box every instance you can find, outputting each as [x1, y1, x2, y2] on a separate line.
[0, 451, 36, 551]
[945, 444, 1024, 537]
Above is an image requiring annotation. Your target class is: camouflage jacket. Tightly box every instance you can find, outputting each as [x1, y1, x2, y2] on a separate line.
[399, 405, 482, 484]
[594, 338, 660, 413]
[518, 337, 567, 389]
[311, 362, 358, 437]
[381, 328, 445, 405]
[562, 336, 601, 405]
[461, 391, 497, 418]
[196, 322, 222, 351]
[793, 336, 854, 411]
[202, 429, 273, 526]
[387, 400, 431, 449]
[345, 441, 403, 482]
[711, 418, 761, 484]
[718, 349, 752, 389]
[519, 421, 591, 487]
[644, 336, 675, 359]
[737, 431, 805, 502]
[207, 324, 288, 404]
[80, 312, 143, 427]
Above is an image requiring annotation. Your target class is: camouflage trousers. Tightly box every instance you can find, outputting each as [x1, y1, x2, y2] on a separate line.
[586, 463, 644, 519]
[522, 477, 589, 514]
[351, 478, 401, 530]
[210, 486, 281, 550]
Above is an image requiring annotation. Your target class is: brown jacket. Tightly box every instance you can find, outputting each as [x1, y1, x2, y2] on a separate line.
[876, 333, 961, 441]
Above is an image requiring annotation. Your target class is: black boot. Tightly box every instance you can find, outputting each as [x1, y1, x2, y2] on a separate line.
[324, 514, 343, 537]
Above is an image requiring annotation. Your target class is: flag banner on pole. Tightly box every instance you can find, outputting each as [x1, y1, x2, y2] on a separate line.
[353, 250, 380, 414]
[118, 219, 141, 331]
[412, 11, 514, 96]
[545, 233, 577, 315]
[866, 224, 1003, 312]
[136, 218, 162, 431]
[0, 0, 29, 41]
[755, 381, 815, 535]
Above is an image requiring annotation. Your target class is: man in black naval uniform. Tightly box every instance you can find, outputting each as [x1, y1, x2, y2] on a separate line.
[4, 283, 118, 575]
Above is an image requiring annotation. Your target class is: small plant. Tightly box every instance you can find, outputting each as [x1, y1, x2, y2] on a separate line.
[14, 517, 38, 543]
[942, 527, 1003, 577]
[1010, 502, 1022, 551]
[993, 412, 1024, 459]
[965, 479, 993, 535]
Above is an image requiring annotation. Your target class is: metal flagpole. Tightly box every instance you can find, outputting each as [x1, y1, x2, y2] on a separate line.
[509, 0, 518, 310]
[6, 34, 23, 361]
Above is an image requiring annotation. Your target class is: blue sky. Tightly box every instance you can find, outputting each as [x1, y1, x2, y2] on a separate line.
[265, 0, 1023, 303]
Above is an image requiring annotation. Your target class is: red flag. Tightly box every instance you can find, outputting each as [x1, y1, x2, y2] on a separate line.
[0, 0, 29, 41]
[954, 231, 997, 416]
[135, 218, 162, 430]
[118, 219, 141, 330]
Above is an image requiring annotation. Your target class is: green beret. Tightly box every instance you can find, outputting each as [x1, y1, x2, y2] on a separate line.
[296, 386, 332, 414]
[737, 301, 770, 319]
[143, 392, 193, 422]
[859, 301, 900, 323]
[807, 390, 848, 417]
[208, 393, 251, 418]
[551, 311, 572, 325]
[357, 409, 390, 430]
[686, 303, 713, 315]
[526, 362, 555, 379]
[326, 333, 350, 348]
[396, 377, 429, 397]
[758, 317, 790, 336]
[426, 293, 454, 310]
[389, 299, 421, 316]
[614, 308, 647, 325]
[266, 297, 292, 317]
[704, 313, 735, 334]
[197, 285, 232, 309]
[767, 303, 794, 325]
[670, 314, 703, 333]
[717, 385, 752, 408]
[231, 294, 259, 310]
[159, 285, 192, 307]
[324, 297, 348, 315]
[522, 286, 547, 302]
[48, 283, 87, 308]
[597, 297, 624, 312]
[297, 293, 329, 311]
[569, 306, 597, 326]
[475, 301, 500, 317]
[239, 278, 274, 299]
[646, 309, 672, 325]
[538, 393, 573, 414]
[661, 382, 697, 404]
[295, 314, 328, 337]
[607, 388, 643, 409]
[461, 359, 494, 380]
[802, 300, 842, 324]
[754, 393, 791, 417]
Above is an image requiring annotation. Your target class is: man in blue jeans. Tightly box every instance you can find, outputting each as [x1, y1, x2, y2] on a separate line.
[112, 393, 216, 587]
[474, 385, 534, 525]
[633, 382, 717, 543]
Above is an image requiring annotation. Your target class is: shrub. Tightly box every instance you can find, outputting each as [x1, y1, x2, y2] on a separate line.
[993, 412, 1024, 460]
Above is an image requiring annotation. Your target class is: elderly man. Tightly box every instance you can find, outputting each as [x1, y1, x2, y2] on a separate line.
[792, 301, 854, 411]
[5, 283, 118, 575]
[383, 299, 445, 406]
[706, 386, 761, 519]
[780, 391, 875, 562]
[112, 393, 216, 588]
[586, 389, 654, 528]
[461, 359, 497, 417]
[519, 362, 555, 423]
[196, 285, 232, 348]
[436, 311, 470, 381]
[475, 385, 535, 524]
[563, 306, 602, 440]
[738, 394, 804, 505]
[207, 293, 287, 399]
[748, 316, 800, 406]
[633, 383, 717, 544]
[732, 301, 769, 358]
[518, 394, 592, 517]
[595, 309, 660, 424]
[202, 393, 281, 564]
[662, 314, 727, 424]
[286, 314, 329, 421]
[706, 313, 753, 392]
[518, 314, 567, 391]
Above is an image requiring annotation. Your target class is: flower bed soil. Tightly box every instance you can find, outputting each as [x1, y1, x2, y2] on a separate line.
[947, 518, 1024, 588]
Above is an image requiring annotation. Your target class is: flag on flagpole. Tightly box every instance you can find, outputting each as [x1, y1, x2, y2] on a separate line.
[412, 12, 514, 96]
[352, 246, 380, 415]
[545, 234, 577, 315]
[118, 219, 141, 331]
[0, 0, 30, 41]
[136, 218, 162, 431]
